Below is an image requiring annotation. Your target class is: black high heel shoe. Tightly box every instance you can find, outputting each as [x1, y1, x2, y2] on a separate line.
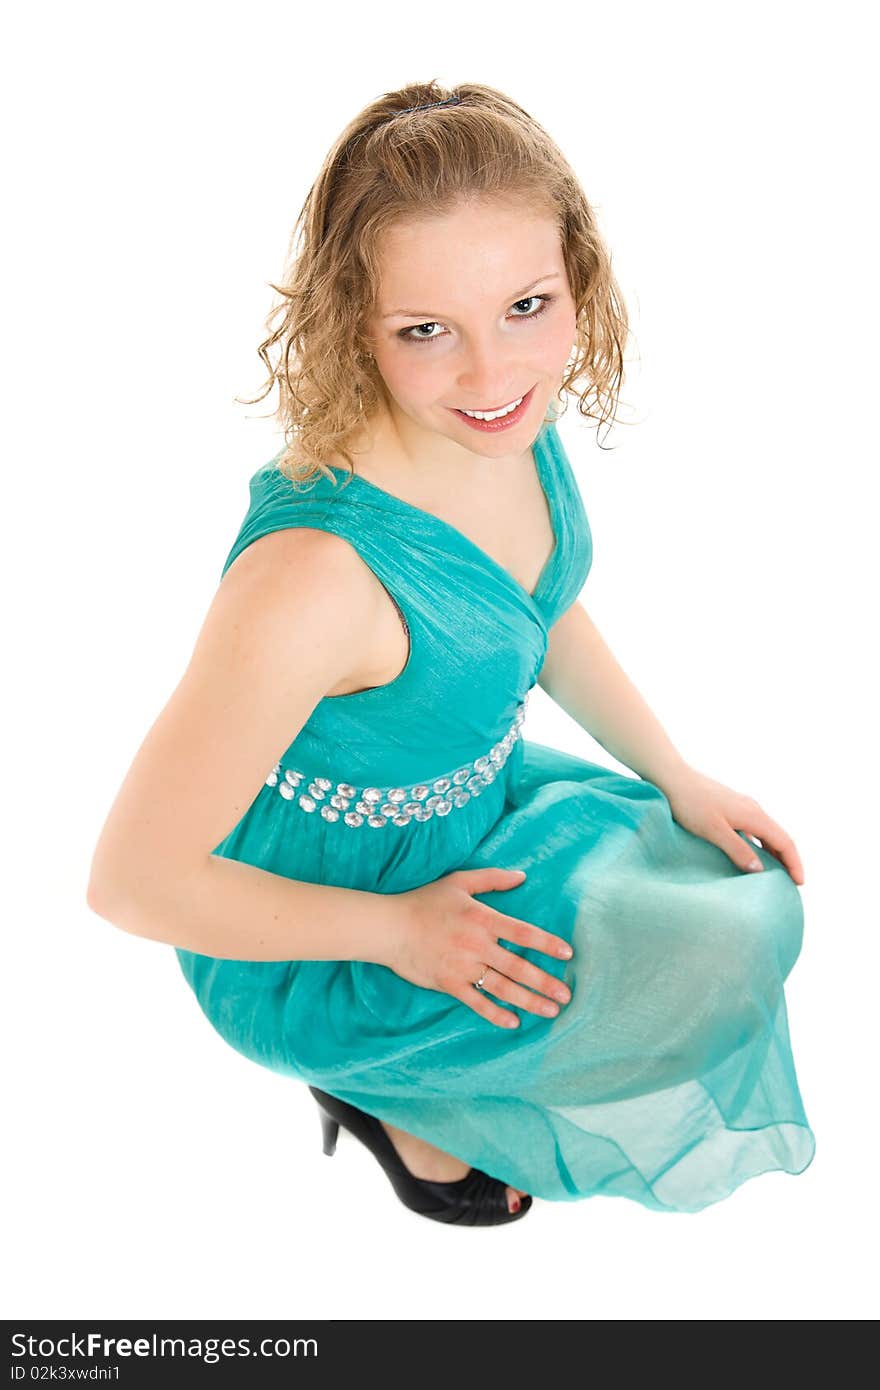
[308, 1085, 532, 1226]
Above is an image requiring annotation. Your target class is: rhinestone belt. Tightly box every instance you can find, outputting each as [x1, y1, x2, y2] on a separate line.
[265, 693, 528, 828]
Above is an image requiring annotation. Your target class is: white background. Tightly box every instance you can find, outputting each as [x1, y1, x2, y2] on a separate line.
[4, 0, 876, 1322]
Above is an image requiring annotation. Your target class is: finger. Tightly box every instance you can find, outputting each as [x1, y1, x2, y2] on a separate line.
[479, 965, 566, 1019]
[754, 834, 805, 884]
[714, 821, 768, 872]
[487, 944, 571, 1005]
[456, 985, 520, 1031]
[748, 834, 785, 869]
[481, 907, 573, 961]
[741, 810, 805, 883]
[721, 817, 803, 883]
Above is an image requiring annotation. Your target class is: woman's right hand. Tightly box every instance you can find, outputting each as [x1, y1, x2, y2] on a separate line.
[385, 867, 573, 1029]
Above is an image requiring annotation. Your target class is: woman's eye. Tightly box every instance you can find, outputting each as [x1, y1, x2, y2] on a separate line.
[398, 293, 555, 345]
[401, 321, 444, 343]
[510, 294, 551, 317]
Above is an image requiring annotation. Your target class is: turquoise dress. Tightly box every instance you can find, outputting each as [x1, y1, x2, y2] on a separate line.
[175, 419, 816, 1212]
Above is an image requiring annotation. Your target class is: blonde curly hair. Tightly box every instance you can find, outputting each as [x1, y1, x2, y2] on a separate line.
[236, 79, 630, 491]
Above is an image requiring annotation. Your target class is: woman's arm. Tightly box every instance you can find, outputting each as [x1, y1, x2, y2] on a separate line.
[537, 600, 691, 791]
[86, 526, 406, 964]
[87, 852, 401, 964]
[538, 602, 804, 880]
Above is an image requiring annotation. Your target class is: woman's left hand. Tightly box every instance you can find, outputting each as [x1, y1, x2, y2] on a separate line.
[659, 765, 805, 885]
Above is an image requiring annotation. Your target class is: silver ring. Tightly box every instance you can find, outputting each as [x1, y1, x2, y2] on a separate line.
[474, 966, 490, 990]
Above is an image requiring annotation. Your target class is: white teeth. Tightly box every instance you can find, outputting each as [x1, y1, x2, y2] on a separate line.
[459, 394, 524, 421]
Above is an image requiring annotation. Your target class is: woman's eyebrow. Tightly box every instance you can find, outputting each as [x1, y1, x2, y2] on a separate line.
[381, 272, 562, 319]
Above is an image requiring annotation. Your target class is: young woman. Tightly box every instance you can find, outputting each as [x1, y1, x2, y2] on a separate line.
[87, 81, 816, 1226]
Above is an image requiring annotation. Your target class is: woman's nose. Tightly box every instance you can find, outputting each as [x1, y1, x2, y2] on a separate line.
[456, 365, 520, 408]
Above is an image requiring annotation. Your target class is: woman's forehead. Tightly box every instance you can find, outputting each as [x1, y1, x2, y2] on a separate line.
[374, 207, 564, 302]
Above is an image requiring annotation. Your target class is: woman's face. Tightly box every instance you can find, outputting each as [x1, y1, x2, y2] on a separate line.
[365, 198, 577, 458]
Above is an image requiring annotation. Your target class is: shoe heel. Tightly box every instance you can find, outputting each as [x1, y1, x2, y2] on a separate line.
[318, 1107, 340, 1157]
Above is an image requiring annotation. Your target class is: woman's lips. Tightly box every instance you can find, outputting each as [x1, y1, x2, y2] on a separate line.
[449, 384, 536, 432]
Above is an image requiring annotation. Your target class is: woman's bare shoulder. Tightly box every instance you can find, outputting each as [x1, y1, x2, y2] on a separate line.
[224, 522, 363, 577]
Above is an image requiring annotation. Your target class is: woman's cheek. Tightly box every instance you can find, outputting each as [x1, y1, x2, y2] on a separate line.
[377, 348, 425, 399]
[546, 309, 578, 370]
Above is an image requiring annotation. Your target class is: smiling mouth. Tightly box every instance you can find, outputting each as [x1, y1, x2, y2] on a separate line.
[452, 385, 536, 418]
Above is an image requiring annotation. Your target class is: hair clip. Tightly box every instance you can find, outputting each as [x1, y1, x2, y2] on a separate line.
[392, 95, 462, 117]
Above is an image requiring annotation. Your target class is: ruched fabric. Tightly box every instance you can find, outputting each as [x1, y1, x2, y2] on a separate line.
[176, 419, 816, 1211]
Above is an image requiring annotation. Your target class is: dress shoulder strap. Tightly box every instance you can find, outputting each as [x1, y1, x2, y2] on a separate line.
[218, 452, 432, 690]
[221, 455, 363, 580]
